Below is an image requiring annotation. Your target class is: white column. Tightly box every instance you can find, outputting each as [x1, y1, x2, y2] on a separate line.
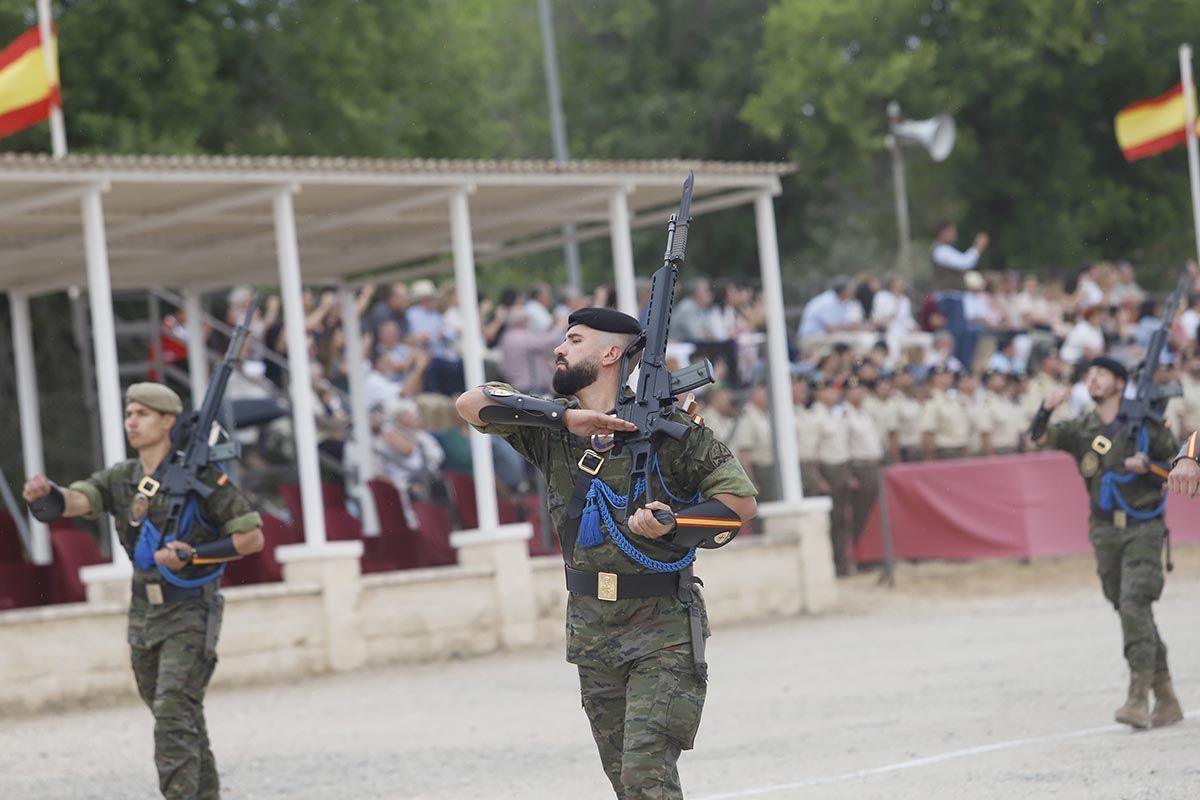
[183, 288, 208, 406]
[339, 283, 379, 536]
[10, 291, 50, 564]
[609, 189, 637, 316]
[754, 192, 803, 503]
[273, 186, 327, 547]
[449, 189, 500, 532]
[81, 187, 129, 561]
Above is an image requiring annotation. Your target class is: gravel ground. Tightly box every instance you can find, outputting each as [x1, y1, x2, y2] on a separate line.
[3, 546, 1199, 800]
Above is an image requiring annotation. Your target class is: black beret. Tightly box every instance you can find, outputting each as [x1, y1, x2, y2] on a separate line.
[1089, 355, 1128, 382]
[566, 307, 641, 335]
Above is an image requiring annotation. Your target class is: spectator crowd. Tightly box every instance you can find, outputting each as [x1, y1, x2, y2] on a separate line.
[152, 226, 1200, 576]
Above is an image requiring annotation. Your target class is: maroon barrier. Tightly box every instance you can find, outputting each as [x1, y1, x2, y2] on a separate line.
[854, 451, 1200, 563]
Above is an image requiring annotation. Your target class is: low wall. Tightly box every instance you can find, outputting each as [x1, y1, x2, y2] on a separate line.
[0, 499, 834, 714]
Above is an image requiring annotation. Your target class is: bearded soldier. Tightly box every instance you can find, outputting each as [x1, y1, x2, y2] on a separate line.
[23, 382, 264, 799]
[457, 307, 757, 799]
[1032, 357, 1184, 729]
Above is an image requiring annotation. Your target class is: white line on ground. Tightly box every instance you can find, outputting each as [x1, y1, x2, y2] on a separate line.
[694, 712, 1199, 800]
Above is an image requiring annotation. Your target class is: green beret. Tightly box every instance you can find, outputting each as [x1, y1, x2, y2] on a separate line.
[567, 307, 641, 335]
[124, 382, 183, 415]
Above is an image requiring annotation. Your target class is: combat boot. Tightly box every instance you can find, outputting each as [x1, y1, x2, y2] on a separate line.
[1114, 671, 1153, 730]
[1151, 671, 1184, 728]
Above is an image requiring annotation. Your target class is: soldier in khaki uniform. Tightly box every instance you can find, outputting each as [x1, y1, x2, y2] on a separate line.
[733, 384, 777, 502]
[888, 367, 924, 462]
[867, 373, 897, 459]
[844, 375, 883, 555]
[982, 370, 1024, 454]
[700, 385, 739, 446]
[811, 375, 854, 575]
[1022, 347, 1071, 427]
[23, 383, 264, 800]
[1033, 357, 1184, 730]
[956, 371, 994, 456]
[1175, 350, 1200, 434]
[793, 377, 820, 496]
[921, 366, 972, 459]
[458, 307, 757, 799]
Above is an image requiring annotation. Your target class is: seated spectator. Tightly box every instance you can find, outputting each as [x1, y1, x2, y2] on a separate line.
[377, 397, 446, 514]
[798, 276, 860, 340]
[407, 279, 465, 395]
[871, 274, 916, 339]
[524, 283, 556, 332]
[672, 280, 716, 343]
[365, 283, 411, 337]
[1060, 302, 1107, 364]
[924, 331, 964, 374]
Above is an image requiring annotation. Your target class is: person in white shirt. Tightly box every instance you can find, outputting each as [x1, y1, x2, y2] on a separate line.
[930, 221, 989, 370]
[871, 273, 916, 339]
[523, 283, 556, 333]
[1060, 303, 1107, 365]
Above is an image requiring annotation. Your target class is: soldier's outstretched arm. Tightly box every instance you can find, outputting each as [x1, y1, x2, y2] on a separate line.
[22, 475, 92, 520]
[455, 384, 636, 437]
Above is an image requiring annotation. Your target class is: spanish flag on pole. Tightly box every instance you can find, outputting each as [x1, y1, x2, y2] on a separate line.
[1114, 82, 1200, 162]
[0, 24, 60, 141]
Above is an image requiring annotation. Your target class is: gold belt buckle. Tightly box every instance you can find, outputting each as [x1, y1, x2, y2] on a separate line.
[138, 476, 161, 497]
[597, 572, 618, 602]
[1114, 510, 1127, 529]
[578, 449, 605, 476]
[145, 584, 164, 605]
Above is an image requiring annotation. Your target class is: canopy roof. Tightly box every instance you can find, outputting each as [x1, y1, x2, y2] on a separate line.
[0, 153, 793, 293]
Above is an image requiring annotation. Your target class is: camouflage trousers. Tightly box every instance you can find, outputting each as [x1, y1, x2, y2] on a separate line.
[1089, 518, 1169, 674]
[128, 591, 224, 800]
[578, 642, 705, 799]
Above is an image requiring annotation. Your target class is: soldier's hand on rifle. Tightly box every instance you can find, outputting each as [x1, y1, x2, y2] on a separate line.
[1123, 453, 1150, 475]
[564, 409, 637, 438]
[628, 500, 675, 540]
[1167, 458, 1200, 497]
[155, 541, 194, 571]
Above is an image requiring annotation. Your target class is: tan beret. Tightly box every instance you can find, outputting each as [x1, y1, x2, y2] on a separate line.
[124, 382, 183, 415]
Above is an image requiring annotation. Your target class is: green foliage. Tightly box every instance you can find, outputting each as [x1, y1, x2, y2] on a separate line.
[745, 0, 1200, 286]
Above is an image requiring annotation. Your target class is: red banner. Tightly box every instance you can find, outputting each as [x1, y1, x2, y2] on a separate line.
[855, 452, 1200, 563]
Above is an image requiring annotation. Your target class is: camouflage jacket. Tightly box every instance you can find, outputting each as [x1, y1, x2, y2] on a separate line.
[474, 383, 757, 667]
[1043, 412, 1176, 514]
[70, 459, 262, 585]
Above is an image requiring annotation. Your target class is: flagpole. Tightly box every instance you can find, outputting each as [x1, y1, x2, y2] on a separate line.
[1181, 44, 1200, 268]
[35, 0, 65, 158]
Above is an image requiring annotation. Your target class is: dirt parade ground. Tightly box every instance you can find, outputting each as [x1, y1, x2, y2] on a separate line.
[3, 546, 1199, 800]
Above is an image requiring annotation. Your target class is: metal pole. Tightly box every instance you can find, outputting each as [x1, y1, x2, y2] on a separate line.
[35, 0, 66, 159]
[272, 186, 327, 547]
[608, 189, 637, 316]
[183, 288, 209, 405]
[754, 192, 803, 503]
[1179, 46, 1200, 269]
[10, 290, 50, 564]
[68, 286, 103, 474]
[81, 187, 129, 562]
[537, 0, 582, 289]
[449, 189, 500, 532]
[887, 101, 912, 281]
[339, 282, 380, 536]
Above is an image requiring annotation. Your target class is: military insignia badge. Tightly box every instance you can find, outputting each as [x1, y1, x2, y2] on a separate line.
[1080, 451, 1101, 478]
[713, 531, 733, 545]
[1091, 435, 1113, 456]
[128, 493, 150, 527]
[484, 386, 513, 397]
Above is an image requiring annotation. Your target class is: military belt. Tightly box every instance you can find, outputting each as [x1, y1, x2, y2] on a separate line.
[565, 566, 679, 601]
[132, 580, 206, 604]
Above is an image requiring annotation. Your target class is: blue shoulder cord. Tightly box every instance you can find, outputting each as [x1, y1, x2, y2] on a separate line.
[132, 471, 228, 589]
[576, 454, 702, 573]
[1098, 425, 1167, 522]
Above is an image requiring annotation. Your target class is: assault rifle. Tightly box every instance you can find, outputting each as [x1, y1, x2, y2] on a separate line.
[143, 294, 260, 547]
[1117, 272, 1191, 441]
[608, 172, 714, 519]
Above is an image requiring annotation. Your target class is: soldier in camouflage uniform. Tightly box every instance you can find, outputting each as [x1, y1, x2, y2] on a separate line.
[1032, 357, 1184, 730]
[23, 383, 264, 799]
[458, 308, 757, 799]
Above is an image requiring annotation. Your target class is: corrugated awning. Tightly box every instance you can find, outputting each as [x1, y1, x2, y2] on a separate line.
[0, 153, 793, 292]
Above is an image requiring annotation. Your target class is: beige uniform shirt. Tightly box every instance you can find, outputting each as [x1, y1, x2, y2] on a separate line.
[812, 402, 850, 465]
[845, 403, 884, 461]
[795, 404, 820, 463]
[921, 390, 971, 450]
[890, 393, 924, 450]
[984, 390, 1024, 451]
[962, 392, 995, 454]
[864, 393, 894, 451]
[1177, 374, 1200, 434]
[734, 403, 775, 467]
